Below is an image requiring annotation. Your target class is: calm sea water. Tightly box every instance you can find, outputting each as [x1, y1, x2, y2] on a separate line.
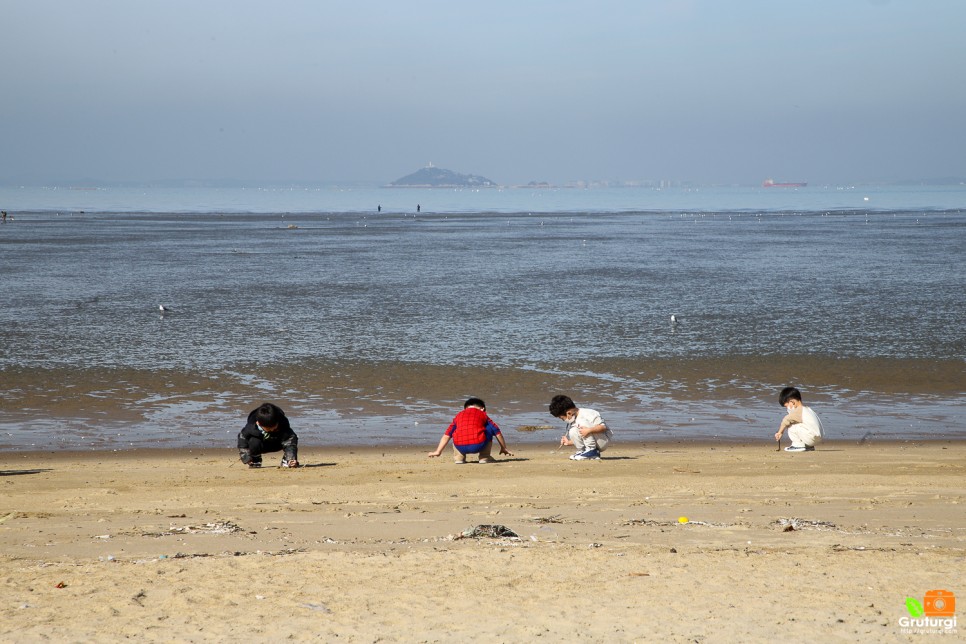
[1, 185, 964, 450]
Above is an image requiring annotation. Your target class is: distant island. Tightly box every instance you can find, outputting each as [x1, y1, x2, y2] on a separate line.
[388, 166, 496, 188]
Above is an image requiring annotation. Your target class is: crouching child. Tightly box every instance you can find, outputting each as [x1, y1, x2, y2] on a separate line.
[428, 397, 513, 464]
[237, 402, 299, 468]
[549, 394, 613, 460]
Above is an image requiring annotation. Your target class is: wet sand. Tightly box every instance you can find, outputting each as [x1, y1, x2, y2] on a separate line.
[3, 355, 965, 451]
[1, 441, 963, 642]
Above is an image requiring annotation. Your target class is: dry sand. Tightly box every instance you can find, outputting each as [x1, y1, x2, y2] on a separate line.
[1, 441, 963, 642]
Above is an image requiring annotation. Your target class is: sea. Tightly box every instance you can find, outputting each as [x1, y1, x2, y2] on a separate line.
[1, 183, 964, 451]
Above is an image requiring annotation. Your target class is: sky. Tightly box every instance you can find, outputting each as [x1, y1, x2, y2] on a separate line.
[2, 0, 964, 186]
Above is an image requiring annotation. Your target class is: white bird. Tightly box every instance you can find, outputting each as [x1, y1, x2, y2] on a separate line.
[159, 305, 170, 313]
[670, 314, 677, 324]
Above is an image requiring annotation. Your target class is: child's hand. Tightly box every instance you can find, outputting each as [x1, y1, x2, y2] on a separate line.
[774, 431, 783, 441]
[560, 435, 573, 447]
[427, 451, 440, 458]
[500, 447, 513, 456]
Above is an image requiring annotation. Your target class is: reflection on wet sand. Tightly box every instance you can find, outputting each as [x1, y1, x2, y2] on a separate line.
[2, 356, 963, 450]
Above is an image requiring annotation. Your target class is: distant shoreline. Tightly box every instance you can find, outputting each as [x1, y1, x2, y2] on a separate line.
[4, 178, 966, 189]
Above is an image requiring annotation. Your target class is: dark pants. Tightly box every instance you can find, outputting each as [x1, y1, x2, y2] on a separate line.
[238, 434, 298, 463]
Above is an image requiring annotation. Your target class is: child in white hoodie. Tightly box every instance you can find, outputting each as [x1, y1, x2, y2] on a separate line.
[775, 386, 825, 452]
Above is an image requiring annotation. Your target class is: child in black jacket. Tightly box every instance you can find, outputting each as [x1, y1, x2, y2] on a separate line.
[237, 403, 299, 468]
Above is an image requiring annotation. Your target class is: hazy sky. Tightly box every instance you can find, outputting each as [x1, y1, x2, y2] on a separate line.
[3, 0, 964, 186]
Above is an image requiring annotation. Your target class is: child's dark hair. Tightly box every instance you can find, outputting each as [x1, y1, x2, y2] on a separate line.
[548, 394, 577, 418]
[255, 403, 284, 427]
[779, 387, 802, 406]
[464, 397, 486, 410]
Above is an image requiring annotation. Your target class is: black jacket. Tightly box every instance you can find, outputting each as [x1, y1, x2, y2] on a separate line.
[237, 404, 298, 455]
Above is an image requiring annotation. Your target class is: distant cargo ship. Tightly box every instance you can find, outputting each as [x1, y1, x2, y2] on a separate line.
[762, 178, 807, 188]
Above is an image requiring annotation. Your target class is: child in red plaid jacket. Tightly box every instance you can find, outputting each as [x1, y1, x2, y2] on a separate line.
[428, 397, 513, 464]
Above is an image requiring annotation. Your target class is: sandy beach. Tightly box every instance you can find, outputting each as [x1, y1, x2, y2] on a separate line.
[1, 441, 963, 642]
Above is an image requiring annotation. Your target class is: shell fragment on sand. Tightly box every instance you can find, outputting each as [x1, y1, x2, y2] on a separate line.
[455, 524, 520, 540]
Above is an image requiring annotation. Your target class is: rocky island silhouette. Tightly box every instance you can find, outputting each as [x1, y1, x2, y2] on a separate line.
[389, 166, 496, 188]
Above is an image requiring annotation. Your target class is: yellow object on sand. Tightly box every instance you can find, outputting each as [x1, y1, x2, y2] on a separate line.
[678, 516, 689, 524]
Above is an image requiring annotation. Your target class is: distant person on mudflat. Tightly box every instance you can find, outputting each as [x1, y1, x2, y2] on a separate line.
[549, 394, 613, 460]
[774, 386, 825, 452]
[428, 397, 512, 464]
[237, 402, 300, 468]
